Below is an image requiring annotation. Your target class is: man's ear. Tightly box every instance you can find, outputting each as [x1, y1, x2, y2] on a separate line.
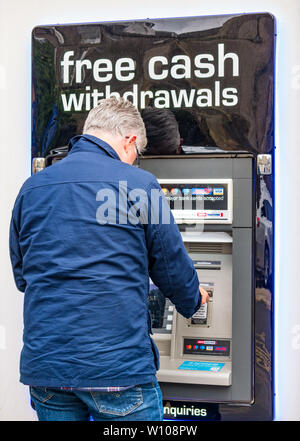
[123, 135, 137, 153]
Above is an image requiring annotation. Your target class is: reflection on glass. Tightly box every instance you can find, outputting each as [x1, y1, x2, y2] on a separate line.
[148, 281, 174, 333]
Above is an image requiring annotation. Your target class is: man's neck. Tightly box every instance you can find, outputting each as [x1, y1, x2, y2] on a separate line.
[84, 129, 123, 157]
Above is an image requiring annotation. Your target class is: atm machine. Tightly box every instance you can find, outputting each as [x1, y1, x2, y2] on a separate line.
[141, 152, 254, 408]
[31, 12, 274, 420]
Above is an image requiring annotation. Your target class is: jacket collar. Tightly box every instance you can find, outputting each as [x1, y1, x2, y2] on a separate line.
[68, 134, 121, 161]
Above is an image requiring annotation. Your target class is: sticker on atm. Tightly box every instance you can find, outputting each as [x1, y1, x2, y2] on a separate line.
[213, 188, 224, 195]
[178, 361, 225, 372]
[192, 188, 213, 195]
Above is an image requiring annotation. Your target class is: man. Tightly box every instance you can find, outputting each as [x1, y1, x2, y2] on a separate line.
[9, 98, 209, 421]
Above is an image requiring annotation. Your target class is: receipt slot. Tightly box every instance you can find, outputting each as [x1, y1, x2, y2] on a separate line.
[142, 155, 254, 405]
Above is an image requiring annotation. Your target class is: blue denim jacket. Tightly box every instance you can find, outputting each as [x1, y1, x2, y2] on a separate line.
[9, 135, 200, 388]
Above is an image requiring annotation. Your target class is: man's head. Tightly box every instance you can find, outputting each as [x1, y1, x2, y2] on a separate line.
[83, 98, 147, 165]
[141, 107, 182, 155]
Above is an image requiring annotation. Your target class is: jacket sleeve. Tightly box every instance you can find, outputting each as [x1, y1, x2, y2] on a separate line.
[144, 178, 201, 318]
[9, 198, 26, 293]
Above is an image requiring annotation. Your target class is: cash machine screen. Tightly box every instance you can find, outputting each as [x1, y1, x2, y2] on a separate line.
[162, 184, 228, 210]
[158, 179, 233, 223]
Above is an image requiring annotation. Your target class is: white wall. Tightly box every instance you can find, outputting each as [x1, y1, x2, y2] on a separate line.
[0, 0, 299, 421]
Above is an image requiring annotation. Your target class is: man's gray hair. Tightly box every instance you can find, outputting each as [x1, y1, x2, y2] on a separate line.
[83, 97, 147, 153]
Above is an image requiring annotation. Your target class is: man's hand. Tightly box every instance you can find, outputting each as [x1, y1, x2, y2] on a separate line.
[199, 285, 209, 304]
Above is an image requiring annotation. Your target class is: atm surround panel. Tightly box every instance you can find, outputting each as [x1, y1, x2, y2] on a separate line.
[142, 156, 254, 404]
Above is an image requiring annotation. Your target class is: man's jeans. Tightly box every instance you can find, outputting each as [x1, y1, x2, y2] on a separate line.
[30, 380, 164, 421]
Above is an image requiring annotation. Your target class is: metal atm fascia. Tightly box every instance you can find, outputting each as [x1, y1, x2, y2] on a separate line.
[141, 155, 254, 405]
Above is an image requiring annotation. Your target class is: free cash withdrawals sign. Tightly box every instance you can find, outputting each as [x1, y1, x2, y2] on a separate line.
[32, 13, 275, 159]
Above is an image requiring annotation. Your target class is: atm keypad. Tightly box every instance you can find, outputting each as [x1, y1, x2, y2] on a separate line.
[189, 287, 213, 326]
[191, 303, 208, 325]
